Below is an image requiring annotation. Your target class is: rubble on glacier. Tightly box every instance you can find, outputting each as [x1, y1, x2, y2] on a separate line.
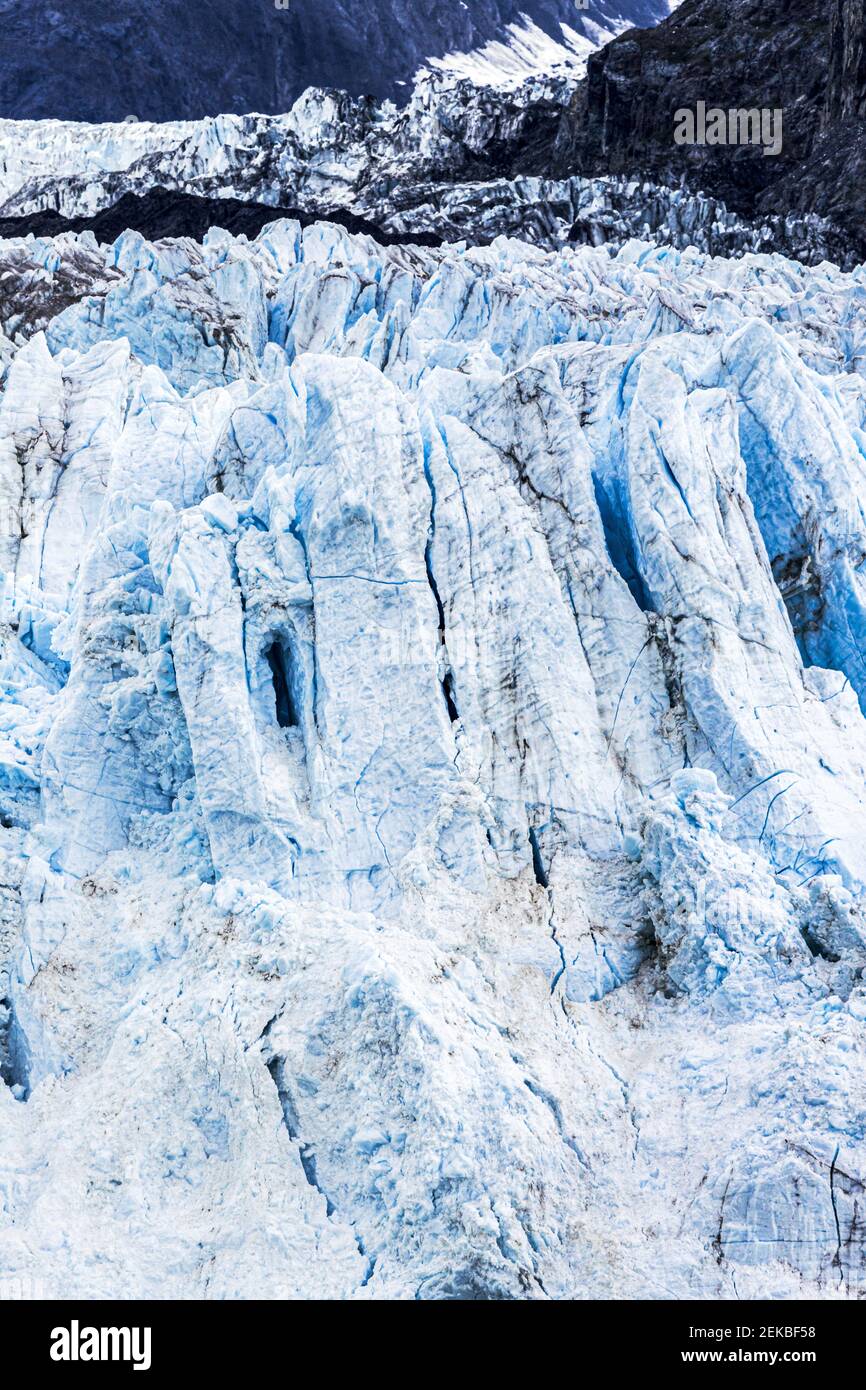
[0, 215, 865, 1299]
[0, 69, 847, 267]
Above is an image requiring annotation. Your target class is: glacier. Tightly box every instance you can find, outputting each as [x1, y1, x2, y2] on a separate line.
[0, 70, 843, 268]
[1, 215, 866, 1300]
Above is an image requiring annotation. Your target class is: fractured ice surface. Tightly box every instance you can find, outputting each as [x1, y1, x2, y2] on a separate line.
[0, 73, 843, 266]
[0, 219, 865, 1298]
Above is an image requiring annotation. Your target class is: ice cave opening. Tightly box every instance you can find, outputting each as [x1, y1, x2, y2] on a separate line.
[265, 638, 301, 730]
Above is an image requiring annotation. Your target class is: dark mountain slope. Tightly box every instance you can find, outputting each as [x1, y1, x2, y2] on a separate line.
[567, 0, 866, 257]
[0, 0, 671, 122]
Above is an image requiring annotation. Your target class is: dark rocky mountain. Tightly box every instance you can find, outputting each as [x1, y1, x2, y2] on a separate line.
[827, 0, 866, 120]
[0, 0, 671, 122]
[567, 0, 866, 260]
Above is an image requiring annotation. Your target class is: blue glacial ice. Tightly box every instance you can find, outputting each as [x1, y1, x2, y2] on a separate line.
[0, 220, 865, 1298]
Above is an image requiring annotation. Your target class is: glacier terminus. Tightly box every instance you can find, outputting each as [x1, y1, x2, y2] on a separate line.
[0, 151, 865, 1297]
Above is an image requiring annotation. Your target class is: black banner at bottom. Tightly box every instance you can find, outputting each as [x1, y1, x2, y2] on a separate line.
[1, 1297, 856, 1376]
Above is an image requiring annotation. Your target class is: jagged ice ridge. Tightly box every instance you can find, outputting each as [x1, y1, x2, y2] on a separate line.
[0, 216, 865, 1298]
[0, 70, 843, 266]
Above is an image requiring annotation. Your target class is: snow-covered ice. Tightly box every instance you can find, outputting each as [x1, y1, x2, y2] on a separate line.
[0, 218, 865, 1299]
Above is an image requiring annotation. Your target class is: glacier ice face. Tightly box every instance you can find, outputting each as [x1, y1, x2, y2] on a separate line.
[1, 217, 866, 1299]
